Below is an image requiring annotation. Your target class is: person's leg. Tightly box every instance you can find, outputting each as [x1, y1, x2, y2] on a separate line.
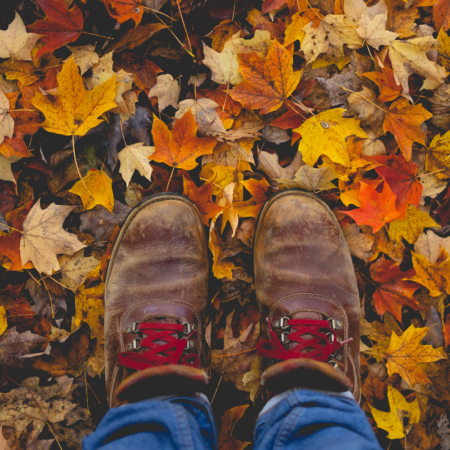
[83, 193, 213, 448]
[254, 389, 381, 450]
[253, 190, 380, 449]
[83, 393, 217, 450]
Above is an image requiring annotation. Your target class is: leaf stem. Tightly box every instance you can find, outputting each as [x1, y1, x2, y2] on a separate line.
[339, 86, 386, 112]
[175, 0, 192, 56]
[166, 166, 175, 192]
[72, 134, 93, 199]
[81, 31, 113, 40]
[142, 6, 175, 20]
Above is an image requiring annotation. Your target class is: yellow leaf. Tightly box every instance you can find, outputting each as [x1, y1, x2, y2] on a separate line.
[209, 225, 235, 280]
[0, 306, 7, 336]
[385, 324, 445, 387]
[369, 385, 420, 440]
[200, 163, 244, 200]
[437, 28, 450, 70]
[295, 108, 368, 166]
[73, 283, 105, 343]
[32, 57, 117, 136]
[69, 169, 114, 212]
[389, 206, 439, 244]
[242, 356, 263, 403]
[423, 130, 450, 179]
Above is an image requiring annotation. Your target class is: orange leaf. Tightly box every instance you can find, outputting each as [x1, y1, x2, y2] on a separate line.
[207, 20, 242, 52]
[151, 110, 217, 170]
[383, 98, 433, 162]
[363, 66, 403, 102]
[344, 181, 401, 233]
[370, 255, 421, 322]
[197, 87, 242, 117]
[183, 174, 225, 226]
[229, 40, 302, 115]
[246, 9, 286, 41]
[218, 406, 251, 450]
[444, 313, 450, 348]
[374, 153, 422, 219]
[433, 0, 450, 32]
[102, 0, 143, 25]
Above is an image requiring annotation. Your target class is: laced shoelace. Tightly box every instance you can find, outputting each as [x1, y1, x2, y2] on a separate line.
[256, 317, 352, 362]
[118, 322, 200, 371]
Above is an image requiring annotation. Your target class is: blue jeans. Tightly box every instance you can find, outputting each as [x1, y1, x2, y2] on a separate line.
[83, 389, 382, 450]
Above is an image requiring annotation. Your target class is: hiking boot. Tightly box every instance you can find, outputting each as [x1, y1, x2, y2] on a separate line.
[254, 190, 361, 401]
[104, 193, 209, 407]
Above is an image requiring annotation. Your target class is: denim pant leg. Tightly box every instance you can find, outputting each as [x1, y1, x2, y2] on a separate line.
[254, 389, 382, 450]
[82, 393, 217, 450]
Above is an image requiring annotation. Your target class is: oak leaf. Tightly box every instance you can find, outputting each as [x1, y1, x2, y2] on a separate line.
[151, 110, 217, 170]
[344, 181, 401, 233]
[383, 98, 433, 162]
[102, 0, 143, 25]
[301, 16, 363, 64]
[363, 66, 403, 102]
[369, 385, 420, 439]
[388, 206, 438, 244]
[0, 12, 40, 61]
[183, 175, 225, 226]
[27, 0, 83, 58]
[296, 108, 367, 167]
[217, 405, 251, 450]
[20, 199, 86, 275]
[385, 324, 445, 387]
[229, 40, 301, 114]
[32, 57, 117, 137]
[148, 74, 180, 112]
[69, 169, 114, 213]
[374, 153, 422, 218]
[370, 255, 420, 321]
[118, 143, 155, 186]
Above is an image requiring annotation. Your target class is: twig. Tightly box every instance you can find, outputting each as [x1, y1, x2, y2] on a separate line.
[81, 31, 113, 40]
[72, 135, 93, 199]
[211, 374, 223, 405]
[142, 6, 174, 20]
[166, 167, 175, 192]
[84, 367, 89, 413]
[26, 269, 41, 286]
[41, 277, 54, 318]
[339, 86, 386, 112]
[175, 0, 192, 55]
[211, 348, 256, 358]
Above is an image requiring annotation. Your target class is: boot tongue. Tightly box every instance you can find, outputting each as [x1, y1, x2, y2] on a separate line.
[291, 311, 323, 320]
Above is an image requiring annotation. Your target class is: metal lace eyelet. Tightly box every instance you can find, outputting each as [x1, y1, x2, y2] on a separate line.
[126, 322, 140, 333]
[185, 339, 196, 350]
[327, 332, 335, 343]
[329, 361, 339, 369]
[182, 322, 194, 334]
[332, 352, 342, 361]
[280, 317, 289, 329]
[281, 332, 290, 344]
[328, 318, 343, 330]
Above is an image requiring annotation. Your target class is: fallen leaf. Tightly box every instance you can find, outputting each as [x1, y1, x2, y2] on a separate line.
[276, 165, 337, 192]
[242, 356, 263, 403]
[344, 181, 401, 233]
[69, 169, 114, 213]
[66, 45, 100, 75]
[176, 99, 227, 135]
[388, 206, 438, 244]
[284, 9, 323, 46]
[0, 155, 16, 184]
[20, 199, 86, 275]
[27, 0, 83, 58]
[369, 385, 420, 439]
[363, 66, 403, 102]
[0, 59, 40, 88]
[115, 53, 162, 90]
[102, 0, 143, 25]
[415, 230, 450, 264]
[0, 12, 40, 61]
[118, 143, 155, 186]
[385, 324, 445, 387]
[32, 57, 117, 137]
[370, 255, 420, 321]
[257, 151, 303, 180]
[0, 306, 7, 336]
[383, 98, 433, 162]
[207, 20, 242, 52]
[229, 40, 302, 114]
[107, 23, 168, 53]
[209, 224, 235, 280]
[58, 250, 100, 291]
[296, 108, 368, 167]
[433, 0, 450, 32]
[148, 74, 180, 112]
[73, 283, 104, 343]
[151, 110, 217, 170]
[217, 405, 251, 450]
[343, 222, 374, 261]
[422, 130, 450, 178]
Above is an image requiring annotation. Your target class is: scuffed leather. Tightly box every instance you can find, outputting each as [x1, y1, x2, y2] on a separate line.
[254, 190, 361, 401]
[104, 195, 209, 406]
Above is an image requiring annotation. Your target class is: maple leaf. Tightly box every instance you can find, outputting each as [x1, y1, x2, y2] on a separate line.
[370, 255, 420, 321]
[246, 9, 286, 42]
[73, 283, 105, 343]
[151, 110, 217, 170]
[296, 108, 367, 167]
[385, 324, 445, 387]
[301, 15, 363, 64]
[115, 53, 162, 90]
[434, 0, 450, 31]
[32, 57, 117, 137]
[344, 181, 401, 233]
[217, 405, 251, 450]
[257, 151, 303, 180]
[20, 199, 86, 275]
[276, 165, 337, 192]
[27, 0, 83, 58]
[229, 40, 302, 114]
[197, 87, 242, 118]
[383, 98, 433, 162]
[385, 0, 433, 38]
[212, 311, 260, 389]
[342, 223, 374, 261]
[207, 19, 242, 52]
[118, 143, 155, 186]
[389, 37, 446, 94]
[66, 45, 100, 75]
[388, 206, 438, 244]
[70, 169, 114, 212]
[59, 249, 100, 291]
[369, 385, 420, 439]
[209, 224, 236, 279]
[0, 59, 40, 87]
[148, 74, 180, 112]
[415, 230, 450, 264]
[374, 154, 422, 218]
[0, 92, 14, 146]
[363, 66, 403, 102]
[102, 0, 143, 25]
[183, 175, 225, 226]
[422, 130, 450, 177]
[0, 12, 40, 61]
[0, 306, 7, 336]
[284, 9, 323, 47]
[108, 22, 168, 53]
[242, 356, 263, 403]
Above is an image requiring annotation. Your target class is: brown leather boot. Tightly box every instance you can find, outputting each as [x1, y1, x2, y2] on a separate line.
[104, 193, 209, 407]
[254, 190, 361, 401]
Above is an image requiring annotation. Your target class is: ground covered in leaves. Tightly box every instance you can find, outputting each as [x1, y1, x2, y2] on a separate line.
[0, 0, 450, 448]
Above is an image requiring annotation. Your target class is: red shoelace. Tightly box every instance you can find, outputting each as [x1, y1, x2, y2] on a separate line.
[118, 322, 200, 371]
[256, 317, 352, 362]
